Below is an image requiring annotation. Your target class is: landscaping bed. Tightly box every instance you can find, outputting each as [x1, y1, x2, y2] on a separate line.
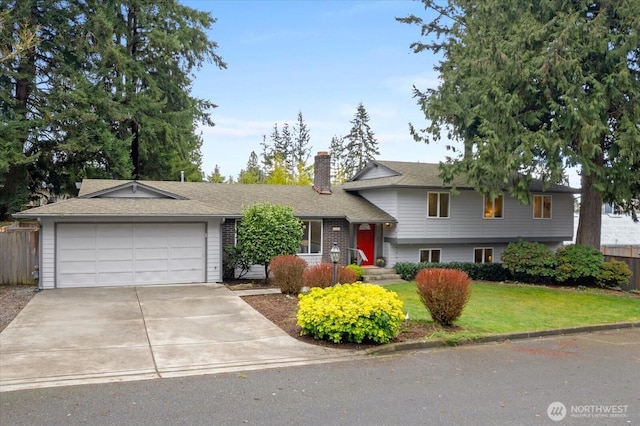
[241, 292, 438, 350]
[0, 285, 37, 332]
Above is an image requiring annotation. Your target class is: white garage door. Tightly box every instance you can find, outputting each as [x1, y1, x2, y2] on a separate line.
[56, 223, 206, 288]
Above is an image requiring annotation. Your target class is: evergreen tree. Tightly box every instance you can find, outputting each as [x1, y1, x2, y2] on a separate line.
[342, 103, 380, 180]
[329, 135, 348, 184]
[207, 165, 225, 183]
[258, 114, 313, 185]
[238, 151, 263, 184]
[292, 111, 312, 183]
[0, 0, 226, 219]
[398, 1, 640, 248]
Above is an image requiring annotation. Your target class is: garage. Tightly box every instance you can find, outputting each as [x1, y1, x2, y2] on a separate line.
[56, 223, 206, 288]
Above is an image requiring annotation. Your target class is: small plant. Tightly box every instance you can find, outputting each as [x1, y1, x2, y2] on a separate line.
[297, 283, 405, 344]
[303, 263, 358, 288]
[268, 254, 307, 294]
[416, 268, 472, 326]
[598, 260, 632, 288]
[501, 240, 557, 282]
[555, 244, 604, 285]
[346, 264, 364, 280]
[222, 246, 251, 280]
[375, 257, 386, 267]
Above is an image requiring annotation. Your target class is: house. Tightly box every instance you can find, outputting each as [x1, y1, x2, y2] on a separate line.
[13, 153, 577, 289]
[342, 160, 577, 265]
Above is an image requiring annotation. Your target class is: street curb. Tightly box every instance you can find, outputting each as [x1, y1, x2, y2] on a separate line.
[365, 321, 640, 355]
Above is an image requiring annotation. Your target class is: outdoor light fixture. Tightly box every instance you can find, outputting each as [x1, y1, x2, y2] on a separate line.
[330, 242, 341, 285]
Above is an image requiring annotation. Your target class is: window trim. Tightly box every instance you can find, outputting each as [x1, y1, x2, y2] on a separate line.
[419, 248, 442, 263]
[427, 192, 450, 219]
[533, 194, 552, 219]
[483, 194, 504, 219]
[298, 220, 323, 255]
[473, 247, 494, 264]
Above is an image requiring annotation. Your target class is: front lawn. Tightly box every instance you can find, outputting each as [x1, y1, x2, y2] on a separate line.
[387, 282, 640, 344]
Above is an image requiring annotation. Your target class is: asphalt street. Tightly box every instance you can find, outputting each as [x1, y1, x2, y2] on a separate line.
[1, 329, 638, 425]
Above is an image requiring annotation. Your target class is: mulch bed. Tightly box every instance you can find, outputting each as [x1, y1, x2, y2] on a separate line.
[240, 291, 439, 350]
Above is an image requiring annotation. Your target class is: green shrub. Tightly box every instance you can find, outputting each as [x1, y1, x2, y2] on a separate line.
[346, 264, 364, 280]
[395, 261, 511, 282]
[501, 241, 557, 282]
[268, 254, 307, 294]
[394, 262, 422, 281]
[297, 283, 405, 344]
[222, 246, 251, 280]
[416, 268, 472, 326]
[598, 260, 632, 288]
[303, 263, 359, 288]
[555, 244, 604, 285]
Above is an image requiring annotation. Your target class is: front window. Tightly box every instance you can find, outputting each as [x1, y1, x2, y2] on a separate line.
[428, 192, 450, 218]
[419, 249, 441, 263]
[533, 195, 552, 219]
[299, 220, 322, 254]
[484, 195, 503, 218]
[474, 248, 493, 263]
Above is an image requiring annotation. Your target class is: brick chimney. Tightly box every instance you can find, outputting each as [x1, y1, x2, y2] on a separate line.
[313, 151, 331, 194]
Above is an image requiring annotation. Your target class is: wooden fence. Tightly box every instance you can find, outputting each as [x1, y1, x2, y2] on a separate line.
[0, 228, 39, 285]
[602, 246, 640, 291]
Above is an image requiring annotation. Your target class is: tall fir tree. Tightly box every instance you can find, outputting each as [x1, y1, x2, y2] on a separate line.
[342, 103, 380, 180]
[398, 1, 640, 248]
[0, 0, 226, 219]
[292, 111, 312, 183]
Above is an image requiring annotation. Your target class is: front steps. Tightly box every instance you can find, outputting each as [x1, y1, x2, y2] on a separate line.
[361, 267, 404, 284]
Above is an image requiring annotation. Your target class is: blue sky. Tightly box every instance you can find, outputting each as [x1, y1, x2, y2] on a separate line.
[183, 0, 447, 180]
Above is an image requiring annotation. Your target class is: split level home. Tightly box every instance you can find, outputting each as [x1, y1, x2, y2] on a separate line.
[14, 152, 578, 289]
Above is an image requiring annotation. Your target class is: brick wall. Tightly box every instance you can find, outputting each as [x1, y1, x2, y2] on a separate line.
[221, 219, 236, 247]
[322, 218, 350, 265]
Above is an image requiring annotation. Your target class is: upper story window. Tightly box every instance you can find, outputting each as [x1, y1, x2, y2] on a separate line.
[484, 195, 503, 218]
[533, 195, 552, 219]
[474, 248, 493, 263]
[419, 248, 441, 263]
[428, 192, 450, 218]
[299, 220, 322, 254]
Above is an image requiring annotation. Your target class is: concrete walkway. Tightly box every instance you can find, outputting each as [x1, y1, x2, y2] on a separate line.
[0, 284, 359, 392]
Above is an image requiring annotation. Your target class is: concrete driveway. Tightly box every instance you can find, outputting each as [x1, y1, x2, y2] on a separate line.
[0, 284, 357, 392]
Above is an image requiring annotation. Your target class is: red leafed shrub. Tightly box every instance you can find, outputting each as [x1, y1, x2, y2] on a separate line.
[303, 263, 359, 288]
[268, 255, 308, 294]
[416, 268, 472, 326]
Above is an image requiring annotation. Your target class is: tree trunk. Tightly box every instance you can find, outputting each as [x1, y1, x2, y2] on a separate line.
[131, 120, 140, 179]
[576, 167, 603, 249]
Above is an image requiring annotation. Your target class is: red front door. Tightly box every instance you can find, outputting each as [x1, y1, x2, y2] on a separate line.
[356, 223, 375, 266]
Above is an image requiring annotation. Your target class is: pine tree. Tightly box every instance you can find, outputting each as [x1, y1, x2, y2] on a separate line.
[343, 103, 380, 180]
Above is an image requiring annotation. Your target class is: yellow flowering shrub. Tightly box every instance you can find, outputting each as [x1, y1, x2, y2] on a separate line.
[297, 282, 405, 344]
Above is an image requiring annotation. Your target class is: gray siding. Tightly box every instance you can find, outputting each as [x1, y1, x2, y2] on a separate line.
[389, 241, 563, 266]
[358, 188, 398, 218]
[40, 219, 55, 289]
[356, 164, 397, 179]
[393, 189, 574, 242]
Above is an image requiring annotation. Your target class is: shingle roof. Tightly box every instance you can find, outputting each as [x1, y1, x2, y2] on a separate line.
[16, 179, 396, 223]
[342, 160, 579, 193]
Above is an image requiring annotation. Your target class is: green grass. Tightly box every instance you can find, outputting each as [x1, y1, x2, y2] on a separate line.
[387, 282, 640, 344]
